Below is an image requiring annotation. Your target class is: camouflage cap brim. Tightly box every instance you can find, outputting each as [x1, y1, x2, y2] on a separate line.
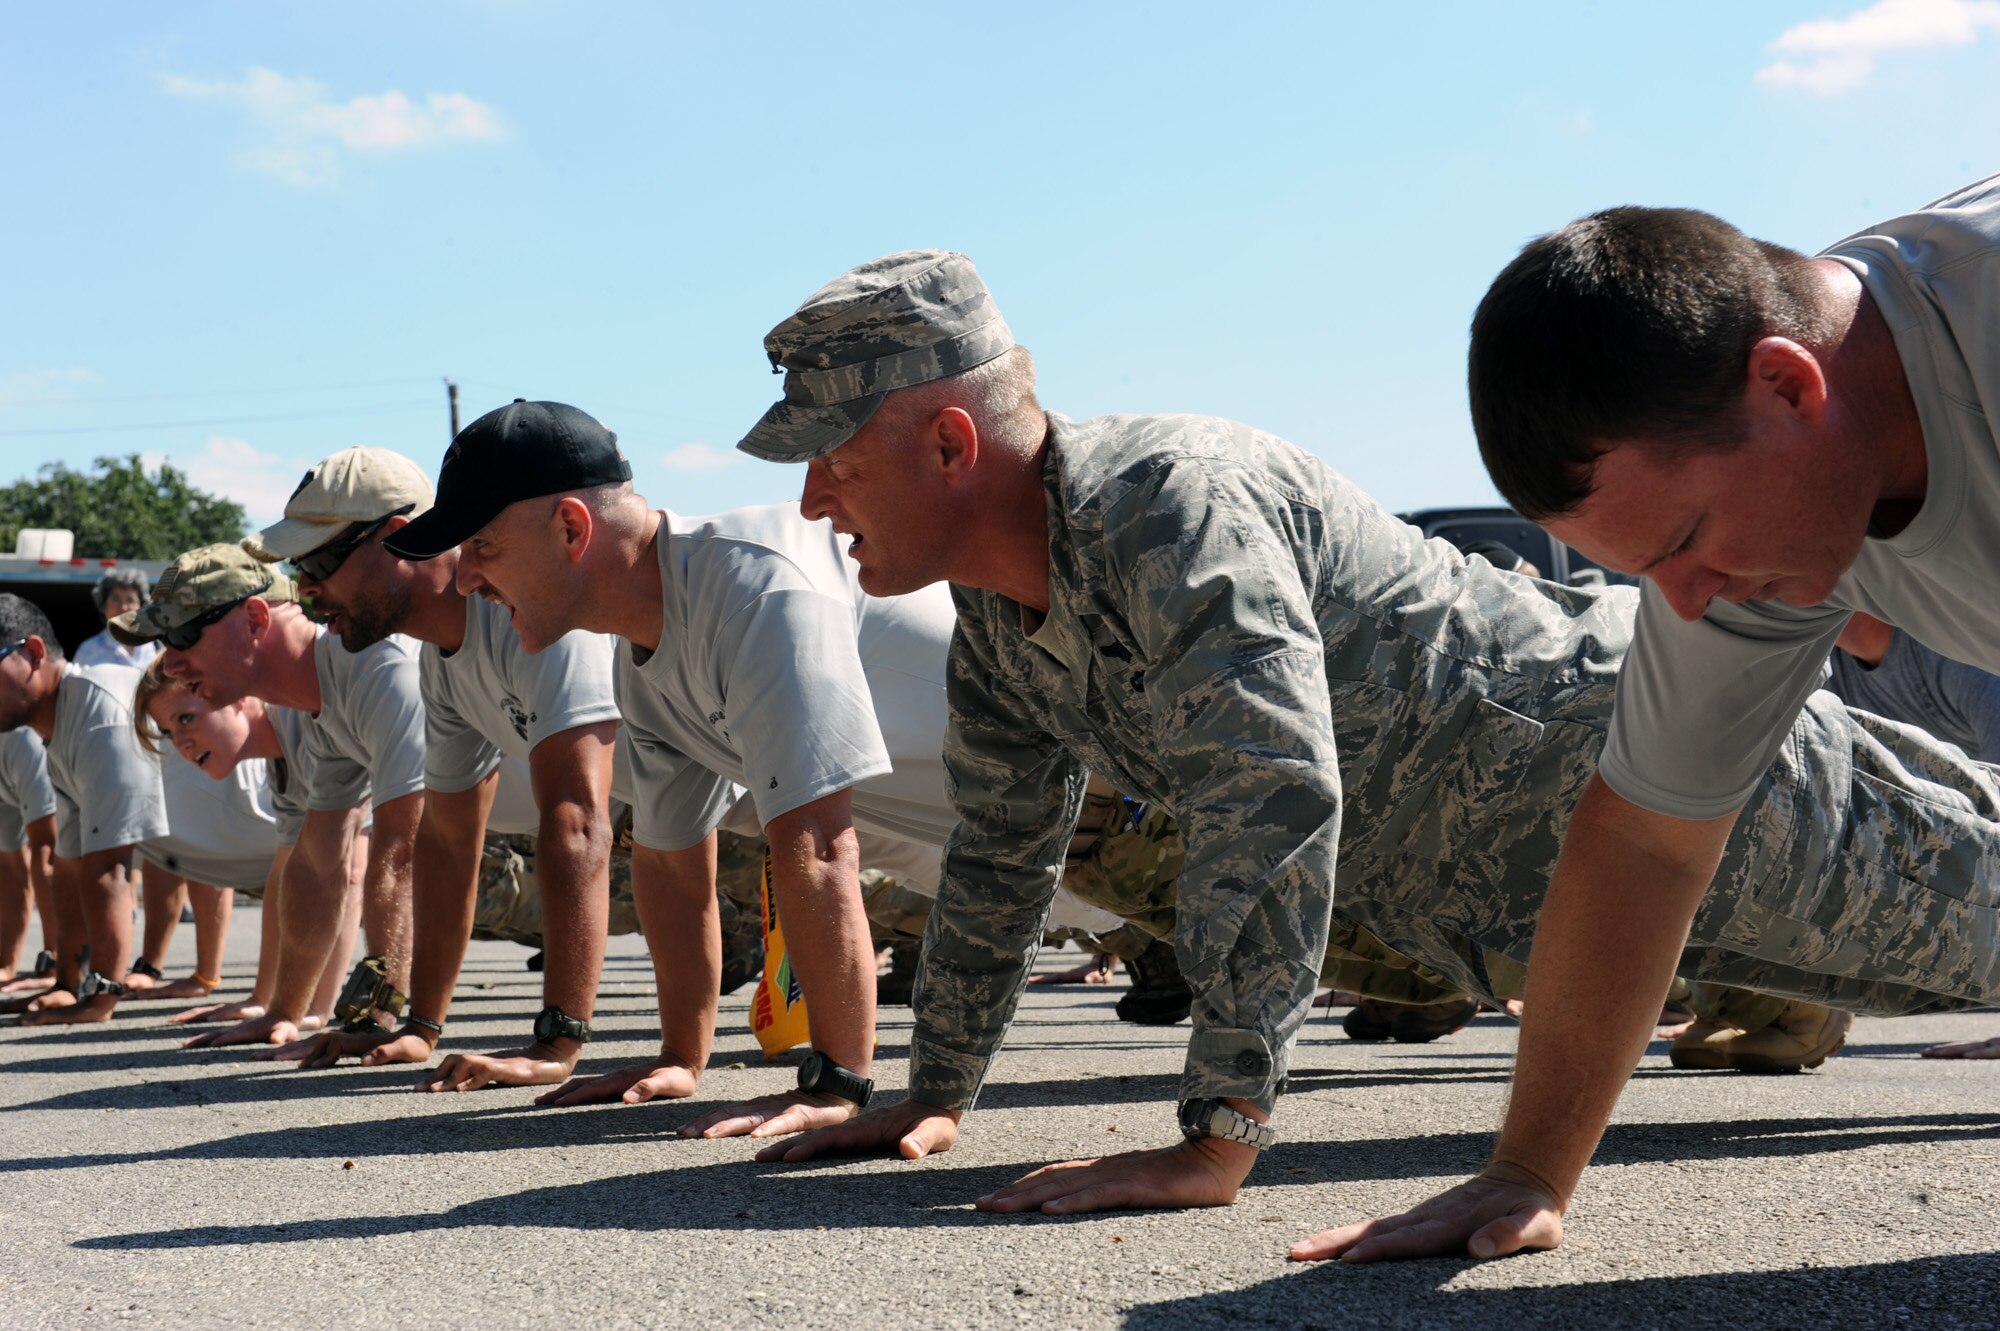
[735, 392, 885, 464]
[106, 608, 167, 648]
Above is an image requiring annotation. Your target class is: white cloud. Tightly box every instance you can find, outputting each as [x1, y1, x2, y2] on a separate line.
[1757, 0, 2000, 93]
[660, 443, 743, 473]
[172, 436, 312, 526]
[161, 67, 505, 186]
[0, 367, 98, 406]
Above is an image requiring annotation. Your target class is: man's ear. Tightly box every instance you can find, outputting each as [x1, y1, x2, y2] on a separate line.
[242, 597, 274, 638]
[1747, 337, 1829, 423]
[933, 406, 980, 482]
[23, 635, 48, 671]
[554, 496, 595, 564]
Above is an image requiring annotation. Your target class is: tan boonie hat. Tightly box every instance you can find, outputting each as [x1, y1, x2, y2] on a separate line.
[243, 446, 435, 562]
[108, 544, 297, 646]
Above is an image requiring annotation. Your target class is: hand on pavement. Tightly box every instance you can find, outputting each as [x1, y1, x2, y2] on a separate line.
[1289, 1166, 1564, 1263]
[533, 1057, 699, 1107]
[252, 1026, 402, 1069]
[753, 1098, 961, 1163]
[422, 1045, 573, 1092]
[678, 1089, 860, 1140]
[974, 1137, 1255, 1215]
[1921, 1035, 2000, 1059]
[181, 1012, 301, 1050]
[166, 999, 265, 1027]
[133, 976, 217, 1002]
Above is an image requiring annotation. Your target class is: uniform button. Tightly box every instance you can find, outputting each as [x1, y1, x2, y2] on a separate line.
[1234, 1050, 1268, 1076]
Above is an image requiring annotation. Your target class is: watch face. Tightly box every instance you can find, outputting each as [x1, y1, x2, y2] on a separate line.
[798, 1052, 826, 1086]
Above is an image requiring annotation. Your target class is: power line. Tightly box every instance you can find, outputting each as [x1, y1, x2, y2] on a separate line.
[0, 376, 440, 410]
[0, 399, 440, 439]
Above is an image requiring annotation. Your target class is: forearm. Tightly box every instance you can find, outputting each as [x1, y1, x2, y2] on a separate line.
[769, 827, 872, 1075]
[906, 854, 1062, 1111]
[0, 853, 28, 970]
[359, 798, 421, 990]
[533, 805, 611, 1024]
[633, 840, 719, 1071]
[271, 833, 354, 1021]
[78, 855, 137, 982]
[186, 882, 231, 980]
[1491, 780, 1730, 1203]
[406, 820, 478, 1030]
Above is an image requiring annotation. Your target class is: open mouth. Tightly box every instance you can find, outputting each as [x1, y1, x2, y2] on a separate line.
[194, 750, 212, 771]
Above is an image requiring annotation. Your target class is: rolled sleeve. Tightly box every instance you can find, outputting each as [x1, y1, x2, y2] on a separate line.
[1118, 461, 1342, 1112]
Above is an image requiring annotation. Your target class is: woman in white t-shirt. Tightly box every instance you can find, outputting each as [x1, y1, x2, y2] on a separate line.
[134, 662, 364, 1034]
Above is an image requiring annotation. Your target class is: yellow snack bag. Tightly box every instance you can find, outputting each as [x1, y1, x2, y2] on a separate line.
[750, 845, 811, 1056]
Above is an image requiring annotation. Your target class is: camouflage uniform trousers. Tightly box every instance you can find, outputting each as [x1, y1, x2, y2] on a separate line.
[1053, 786, 1514, 1004]
[1324, 690, 2000, 1021]
[1030, 695, 2000, 1023]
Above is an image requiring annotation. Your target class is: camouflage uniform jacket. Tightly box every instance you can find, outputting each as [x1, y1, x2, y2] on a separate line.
[909, 412, 1634, 1114]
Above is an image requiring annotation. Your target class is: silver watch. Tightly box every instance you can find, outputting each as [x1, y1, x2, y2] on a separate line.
[1178, 1098, 1277, 1150]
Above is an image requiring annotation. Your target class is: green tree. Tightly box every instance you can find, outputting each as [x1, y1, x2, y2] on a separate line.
[0, 454, 247, 559]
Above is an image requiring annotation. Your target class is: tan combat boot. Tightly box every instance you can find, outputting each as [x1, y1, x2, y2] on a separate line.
[1671, 1002, 1851, 1073]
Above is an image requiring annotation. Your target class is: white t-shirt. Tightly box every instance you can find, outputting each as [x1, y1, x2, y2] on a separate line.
[72, 630, 157, 672]
[0, 728, 56, 851]
[421, 594, 622, 835]
[1603, 174, 2000, 818]
[303, 630, 427, 814]
[616, 505, 957, 853]
[46, 663, 170, 860]
[141, 755, 280, 890]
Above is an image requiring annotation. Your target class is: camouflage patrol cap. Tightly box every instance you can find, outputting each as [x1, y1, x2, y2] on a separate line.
[736, 249, 1015, 463]
[108, 544, 297, 646]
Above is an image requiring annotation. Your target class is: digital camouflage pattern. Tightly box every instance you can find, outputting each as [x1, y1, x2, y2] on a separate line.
[737, 250, 1016, 464]
[911, 412, 2000, 1116]
[109, 543, 298, 646]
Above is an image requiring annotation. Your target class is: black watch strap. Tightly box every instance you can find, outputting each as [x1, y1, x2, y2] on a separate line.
[533, 1004, 591, 1045]
[797, 1051, 874, 1108]
[130, 957, 164, 981]
[75, 970, 128, 1001]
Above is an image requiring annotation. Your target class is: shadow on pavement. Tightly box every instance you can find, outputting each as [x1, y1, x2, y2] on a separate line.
[1123, 1251, 2000, 1331]
[74, 1155, 1054, 1248]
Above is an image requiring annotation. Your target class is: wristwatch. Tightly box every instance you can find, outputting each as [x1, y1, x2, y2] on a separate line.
[796, 1051, 874, 1108]
[1178, 1098, 1277, 1150]
[75, 969, 129, 1002]
[532, 1004, 592, 1045]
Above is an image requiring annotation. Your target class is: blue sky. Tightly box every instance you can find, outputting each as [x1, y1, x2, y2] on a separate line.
[4, 1, 1998, 536]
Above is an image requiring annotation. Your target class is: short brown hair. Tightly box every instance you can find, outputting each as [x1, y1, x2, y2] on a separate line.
[1469, 206, 1833, 519]
[132, 657, 177, 755]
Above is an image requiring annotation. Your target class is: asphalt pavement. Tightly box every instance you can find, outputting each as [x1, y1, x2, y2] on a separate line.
[2, 905, 1997, 1330]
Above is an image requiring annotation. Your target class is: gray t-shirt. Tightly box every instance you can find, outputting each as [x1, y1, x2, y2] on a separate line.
[303, 630, 427, 814]
[1826, 629, 2000, 763]
[265, 704, 315, 846]
[46, 663, 170, 860]
[1603, 174, 2000, 817]
[0, 728, 56, 851]
[421, 594, 622, 835]
[616, 505, 957, 853]
[140, 755, 280, 890]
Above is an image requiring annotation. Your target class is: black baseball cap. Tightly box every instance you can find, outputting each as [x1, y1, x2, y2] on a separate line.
[385, 399, 633, 561]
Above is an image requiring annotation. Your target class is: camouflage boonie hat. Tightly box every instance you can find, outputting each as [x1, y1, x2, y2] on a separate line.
[108, 544, 297, 646]
[736, 249, 1015, 463]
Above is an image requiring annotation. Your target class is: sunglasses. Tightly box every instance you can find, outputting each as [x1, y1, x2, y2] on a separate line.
[0, 639, 27, 665]
[163, 580, 273, 651]
[289, 504, 415, 583]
